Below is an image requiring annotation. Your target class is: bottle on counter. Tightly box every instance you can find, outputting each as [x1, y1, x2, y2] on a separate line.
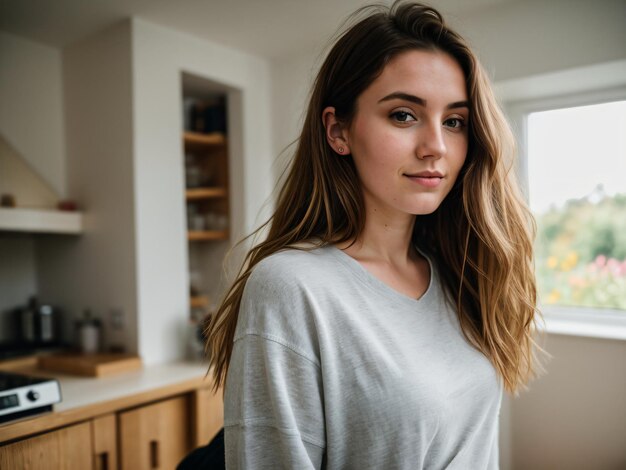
[76, 310, 101, 354]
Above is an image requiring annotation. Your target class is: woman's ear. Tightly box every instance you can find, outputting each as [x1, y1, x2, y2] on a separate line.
[322, 107, 351, 155]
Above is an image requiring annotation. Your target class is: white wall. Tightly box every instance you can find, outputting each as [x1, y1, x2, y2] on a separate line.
[0, 31, 66, 197]
[38, 21, 138, 353]
[131, 19, 274, 364]
[271, 47, 321, 185]
[511, 335, 626, 470]
[0, 31, 67, 345]
[0, 136, 58, 209]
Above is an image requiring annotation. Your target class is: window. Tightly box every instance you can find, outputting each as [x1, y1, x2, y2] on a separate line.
[527, 101, 626, 313]
[499, 60, 626, 339]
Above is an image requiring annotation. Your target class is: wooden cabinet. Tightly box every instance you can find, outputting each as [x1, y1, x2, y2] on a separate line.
[0, 385, 222, 469]
[0, 421, 92, 469]
[190, 386, 224, 448]
[119, 396, 190, 470]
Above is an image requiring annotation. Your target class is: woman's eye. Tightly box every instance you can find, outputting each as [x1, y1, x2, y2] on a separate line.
[390, 111, 416, 123]
[444, 117, 465, 129]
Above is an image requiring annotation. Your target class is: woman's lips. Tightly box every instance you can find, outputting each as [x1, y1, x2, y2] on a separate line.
[405, 175, 443, 188]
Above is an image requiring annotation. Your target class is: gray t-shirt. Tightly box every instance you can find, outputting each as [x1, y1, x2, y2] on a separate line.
[224, 244, 502, 469]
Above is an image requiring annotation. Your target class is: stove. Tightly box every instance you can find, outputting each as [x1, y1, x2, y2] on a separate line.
[0, 371, 61, 424]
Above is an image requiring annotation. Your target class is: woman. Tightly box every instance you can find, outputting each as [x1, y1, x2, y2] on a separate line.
[206, 2, 543, 468]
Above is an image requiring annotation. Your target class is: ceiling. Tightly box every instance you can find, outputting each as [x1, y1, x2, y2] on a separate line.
[0, 0, 515, 60]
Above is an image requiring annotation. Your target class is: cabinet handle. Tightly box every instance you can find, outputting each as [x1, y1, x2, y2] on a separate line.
[150, 440, 160, 468]
[98, 452, 109, 470]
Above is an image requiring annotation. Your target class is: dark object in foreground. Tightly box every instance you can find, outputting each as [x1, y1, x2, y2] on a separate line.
[177, 428, 225, 469]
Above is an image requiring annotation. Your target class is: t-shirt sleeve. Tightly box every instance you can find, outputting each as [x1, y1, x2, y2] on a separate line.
[224, 259, 326, 469]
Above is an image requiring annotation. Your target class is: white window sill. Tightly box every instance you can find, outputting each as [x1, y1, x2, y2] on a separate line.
[539, 306, 626, 341]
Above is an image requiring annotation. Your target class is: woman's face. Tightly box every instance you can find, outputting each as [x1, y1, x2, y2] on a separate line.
[336, 49, 469, 219]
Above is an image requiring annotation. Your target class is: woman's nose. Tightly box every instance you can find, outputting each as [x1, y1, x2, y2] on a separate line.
[416, 122, 446, 160]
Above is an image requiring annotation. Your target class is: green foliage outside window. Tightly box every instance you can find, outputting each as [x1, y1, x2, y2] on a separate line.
[535, 192, 626, 310]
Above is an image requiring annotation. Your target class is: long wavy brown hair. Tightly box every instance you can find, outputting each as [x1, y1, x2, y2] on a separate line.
[206, 1, 544, 395]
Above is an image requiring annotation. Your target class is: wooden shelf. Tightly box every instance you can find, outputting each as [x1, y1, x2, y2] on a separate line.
[186, 187, 227, 200]
[190, 296, 209, 308]
[183, 95, 230, 325]
[183, 131, 226, 147]
[187, 230, 229, 241]
[0, 208, 83, 234]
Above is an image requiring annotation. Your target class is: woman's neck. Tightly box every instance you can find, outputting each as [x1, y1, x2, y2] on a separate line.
[337, 211, 417, 266]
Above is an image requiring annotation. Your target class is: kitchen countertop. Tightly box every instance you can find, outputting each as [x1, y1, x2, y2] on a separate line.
[0, 360, 215, 443]
[50, 361, 211, 413]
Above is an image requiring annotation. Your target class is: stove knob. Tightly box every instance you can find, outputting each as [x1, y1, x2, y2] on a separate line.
[26, 390, 40, 402]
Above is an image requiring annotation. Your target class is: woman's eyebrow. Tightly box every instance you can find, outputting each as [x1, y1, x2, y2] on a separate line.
[378, 92, 469, 110]
[378, 92, 427, 106]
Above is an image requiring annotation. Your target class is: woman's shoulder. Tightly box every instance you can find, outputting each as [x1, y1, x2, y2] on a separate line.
[236, 245, 336, 354]
[247, 244, 337, 292]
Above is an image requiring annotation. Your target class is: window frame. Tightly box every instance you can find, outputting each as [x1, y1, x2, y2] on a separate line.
[496, 60, 626, 341]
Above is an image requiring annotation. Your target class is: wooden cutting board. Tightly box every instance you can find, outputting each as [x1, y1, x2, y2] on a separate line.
[38, 353, 142, 377]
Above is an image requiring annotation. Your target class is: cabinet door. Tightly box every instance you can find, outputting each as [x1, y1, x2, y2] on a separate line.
[0, 421, 93, 469]
[191, 386, 223, 446]
[118, 396, 191, 470]
[92, 414, 118, 470]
